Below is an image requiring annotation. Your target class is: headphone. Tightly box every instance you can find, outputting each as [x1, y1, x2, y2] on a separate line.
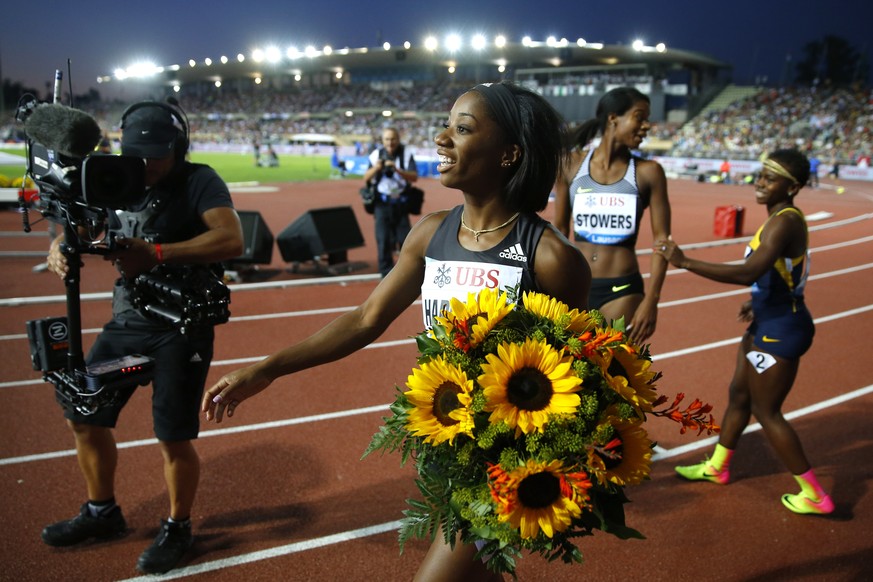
[120, 99, 190, 157]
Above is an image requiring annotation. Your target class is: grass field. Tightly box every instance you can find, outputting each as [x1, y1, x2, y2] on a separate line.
[0, 148, 351, 185]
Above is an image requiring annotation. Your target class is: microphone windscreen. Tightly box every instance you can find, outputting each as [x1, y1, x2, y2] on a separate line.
[24, 103, 102, 158]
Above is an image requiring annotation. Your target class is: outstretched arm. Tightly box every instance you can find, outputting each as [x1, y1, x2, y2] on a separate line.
[201, 212, 443, 422]
[655, 210, 803, 286]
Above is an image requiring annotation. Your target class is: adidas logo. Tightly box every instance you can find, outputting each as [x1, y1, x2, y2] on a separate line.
[499, 243, 527, 263]
[190, 353, 203, 363]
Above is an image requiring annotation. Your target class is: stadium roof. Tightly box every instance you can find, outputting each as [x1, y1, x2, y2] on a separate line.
[101, 40, 729, 89]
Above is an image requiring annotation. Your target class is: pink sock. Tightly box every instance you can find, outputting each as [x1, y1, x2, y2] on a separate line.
[794, 468, 827, 500]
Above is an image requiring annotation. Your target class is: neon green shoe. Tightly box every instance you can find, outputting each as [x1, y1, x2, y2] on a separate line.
[675, 460, 729, 485]
[781, 492, 834, 515]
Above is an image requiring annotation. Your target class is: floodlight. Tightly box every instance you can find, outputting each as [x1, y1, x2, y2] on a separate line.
[522, 36, 532, 47]
[577, 38, 587, 47]
[287, 47, 301, 59]
[656, 43, 666, 52]
[472, 34, 486, 51]
[214, 80, 221, 88]
[546, 36, 557, 47]
[204, 58, 213, 66]
[266, 47, 281, 63]
[424, 36, 438, 51]
[188, 59, 196, 67]
[495, 35, 507, 48]
[382, 110, 393, 117]
[251, 49, 264, 63]
[404, 41, 411, 49]
[383, 42, 391, 50]
[632, 39, 644, 51]
[237, 54, 245, 62]
[173, 85, 180, 93]
[324, 46, 333, 55]
[445, 34, 462, 52]
[220, 56, 228, 64]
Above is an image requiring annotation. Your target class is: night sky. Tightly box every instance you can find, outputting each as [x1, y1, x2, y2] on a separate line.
[3, 0, 870, 97]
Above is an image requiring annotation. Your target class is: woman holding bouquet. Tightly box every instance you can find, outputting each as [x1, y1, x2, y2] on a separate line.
[203, 81, 590, 579]
[655, 149, 833, 515]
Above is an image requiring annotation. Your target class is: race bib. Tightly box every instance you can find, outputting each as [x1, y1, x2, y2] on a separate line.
[421, 258, 522, 329]
[572, 191, 638, 244]
[746, 350, 777, 374]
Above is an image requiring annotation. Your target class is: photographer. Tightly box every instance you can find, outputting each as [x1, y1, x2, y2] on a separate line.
[42, 101, 243, 575]
[362, 127, 419, 277]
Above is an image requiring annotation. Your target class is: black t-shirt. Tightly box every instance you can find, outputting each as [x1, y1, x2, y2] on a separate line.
[110, 162, 234, 320]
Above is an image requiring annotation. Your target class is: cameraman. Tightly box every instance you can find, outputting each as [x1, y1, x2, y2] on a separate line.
[362, 127, 418, 277]
[42, 102, 243, 574]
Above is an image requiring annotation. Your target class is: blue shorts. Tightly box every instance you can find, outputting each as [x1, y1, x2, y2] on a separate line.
[748, 309, 815, 359]
[63, 315, 214, 441]
[588, 272, 645, 310]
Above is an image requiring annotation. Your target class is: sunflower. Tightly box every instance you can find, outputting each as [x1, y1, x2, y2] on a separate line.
[522, 291, 594, 334]
[432, 287, 515, 351]
[587, 416, 653, 487]
[601, 345, 660, 416]
[479, 338, 583, 434]
[488, 459, 592, 539]
[404, 356, 475, 445]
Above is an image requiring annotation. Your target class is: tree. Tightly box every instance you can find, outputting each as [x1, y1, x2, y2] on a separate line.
[795, 36, 867, 87]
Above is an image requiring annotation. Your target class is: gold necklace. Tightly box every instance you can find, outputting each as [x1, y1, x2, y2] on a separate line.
[460, 210, 521, 242]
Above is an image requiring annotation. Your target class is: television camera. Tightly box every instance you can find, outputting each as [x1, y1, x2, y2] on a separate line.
[17, 96, 229, 415]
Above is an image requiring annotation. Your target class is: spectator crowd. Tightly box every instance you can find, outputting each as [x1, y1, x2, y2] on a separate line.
[3, 81, 871, 166]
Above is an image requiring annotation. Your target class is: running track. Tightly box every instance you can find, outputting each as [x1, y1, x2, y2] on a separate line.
[1, 176, 871, 582]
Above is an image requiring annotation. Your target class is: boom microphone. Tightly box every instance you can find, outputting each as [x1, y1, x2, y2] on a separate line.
[24, 103, 102, 159]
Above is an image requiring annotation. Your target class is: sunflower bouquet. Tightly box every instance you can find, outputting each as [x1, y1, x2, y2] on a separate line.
[364, 288, 718, 576]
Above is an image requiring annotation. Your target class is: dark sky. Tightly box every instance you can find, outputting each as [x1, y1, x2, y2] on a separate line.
[4, 0, 870, 98]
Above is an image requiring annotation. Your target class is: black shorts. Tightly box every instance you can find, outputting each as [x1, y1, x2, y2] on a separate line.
[588, 272, 645, 310]
[748, 309, 815, 360]
[63, 316, 214, 441]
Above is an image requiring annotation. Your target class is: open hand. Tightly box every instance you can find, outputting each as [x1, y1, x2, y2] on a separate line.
[201, 364, 274, 423]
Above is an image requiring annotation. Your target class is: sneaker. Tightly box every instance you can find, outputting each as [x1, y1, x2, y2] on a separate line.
[136, 520, 193, 574]
[675, 460, 730, 485]
[41, 503, 126, 546]
[781, 491, 835, 515]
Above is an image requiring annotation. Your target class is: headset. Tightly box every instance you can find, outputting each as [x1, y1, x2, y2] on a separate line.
[120, 99, 190, 158]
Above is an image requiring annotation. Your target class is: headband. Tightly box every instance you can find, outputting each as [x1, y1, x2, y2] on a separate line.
[474, 83, 523, 145]
[762, 158, 799, 184]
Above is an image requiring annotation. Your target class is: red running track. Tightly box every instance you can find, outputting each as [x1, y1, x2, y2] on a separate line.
[1, 176, 872, 581]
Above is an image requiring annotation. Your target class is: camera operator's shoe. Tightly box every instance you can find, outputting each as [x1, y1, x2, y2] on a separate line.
[41, 503, 126, 546]
[136, 519, 193, 574]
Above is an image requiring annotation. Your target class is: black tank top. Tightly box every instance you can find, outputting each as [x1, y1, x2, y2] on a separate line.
[421, 205, 547, 329]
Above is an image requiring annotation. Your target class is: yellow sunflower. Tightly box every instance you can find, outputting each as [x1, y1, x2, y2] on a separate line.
[522, 291, 594, 334]
[432, 287, 515, 350]
[601, 345, 660, 416]
[488, 459, 592, 539]
[480, 338, 583, 434]
[587, 417, 653, 487]
[404, 356, 475, 445]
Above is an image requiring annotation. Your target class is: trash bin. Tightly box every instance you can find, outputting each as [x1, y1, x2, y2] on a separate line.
[714, 205, 745, 237]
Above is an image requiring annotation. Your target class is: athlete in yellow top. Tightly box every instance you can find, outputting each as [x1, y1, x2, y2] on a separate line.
[655, 148, 833, 515]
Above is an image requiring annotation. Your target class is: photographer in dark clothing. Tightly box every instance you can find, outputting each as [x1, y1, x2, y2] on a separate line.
[363, 127, 419, 277]
[42, 101, 243, 575]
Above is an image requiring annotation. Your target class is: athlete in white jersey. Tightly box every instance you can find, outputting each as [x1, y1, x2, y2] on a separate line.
[202, 81, 590, 580]
[554, 87, 671, 345]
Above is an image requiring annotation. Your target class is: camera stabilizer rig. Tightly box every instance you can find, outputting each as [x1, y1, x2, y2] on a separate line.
[26, 219, 156, 416]
[18, 95, 157, 414]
